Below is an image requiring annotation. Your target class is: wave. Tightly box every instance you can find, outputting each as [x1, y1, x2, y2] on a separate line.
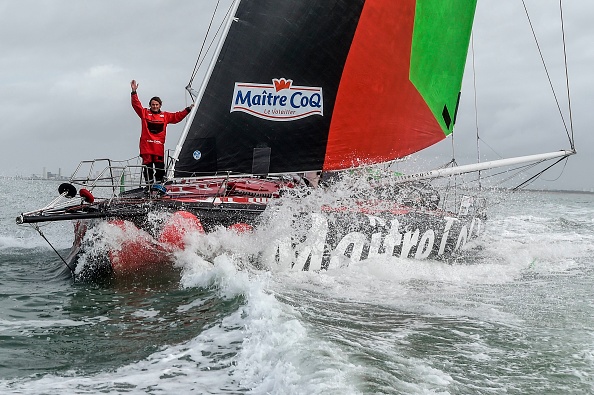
[0, 253, 360, 394]
[2, 188, 593, 393]
[0, 224, 73, 251]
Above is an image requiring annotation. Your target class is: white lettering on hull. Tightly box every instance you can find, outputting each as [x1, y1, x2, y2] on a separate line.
[415, 229, 435, 260]
[328, 232, 367, 269]
[438, 217, 457, 256]
[263, 213, 483, 271]
[401, 229, 420, 258]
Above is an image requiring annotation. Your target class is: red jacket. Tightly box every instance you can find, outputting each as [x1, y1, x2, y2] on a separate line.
[131, 92, 191, 158]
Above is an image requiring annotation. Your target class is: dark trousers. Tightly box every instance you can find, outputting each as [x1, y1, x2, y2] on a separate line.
[143, 161, 165, 184]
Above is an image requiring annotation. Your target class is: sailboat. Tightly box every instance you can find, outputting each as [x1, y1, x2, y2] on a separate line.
[16, 0, 575, 280]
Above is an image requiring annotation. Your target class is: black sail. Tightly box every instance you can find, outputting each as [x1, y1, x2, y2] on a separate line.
[175, 0, 365, 177]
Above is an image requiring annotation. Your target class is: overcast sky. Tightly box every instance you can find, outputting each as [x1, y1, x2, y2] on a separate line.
[0, 0, 591, 191]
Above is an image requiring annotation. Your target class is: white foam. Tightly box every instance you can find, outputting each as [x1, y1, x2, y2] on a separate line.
[0, 225, 73, 251]
[3, 183, 592, 393]
[131, 309, 159, 319]
[0, 254, 360, 394]
[0, 318, 90, 332]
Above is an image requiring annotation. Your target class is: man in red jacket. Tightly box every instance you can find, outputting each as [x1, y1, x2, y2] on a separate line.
[130, 80, 193, 184]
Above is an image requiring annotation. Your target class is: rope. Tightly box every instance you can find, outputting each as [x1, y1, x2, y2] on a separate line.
[187, 0, 236, 90]
[512, 156, 569, 190]
[188, 0, 222, 88]
[31, 224, 75, 275]
[558, 0, 575, 150]
[470, 33, 482, 189]
[521, 0, 573, 146]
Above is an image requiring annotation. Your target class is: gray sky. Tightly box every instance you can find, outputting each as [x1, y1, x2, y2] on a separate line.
[0, 0, 591, 191]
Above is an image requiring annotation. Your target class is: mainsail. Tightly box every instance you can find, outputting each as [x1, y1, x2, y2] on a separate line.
[173, 0, 477, 177]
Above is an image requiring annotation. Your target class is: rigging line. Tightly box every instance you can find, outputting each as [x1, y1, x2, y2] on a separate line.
[438, 159, 457, 169]
[475, 153, 569, 187]
[189, 1, 235, 87]
[470, 32, 482, 188]
[559, 0, 575, 149]
[30, 224, 75, 275]
[541, 155, 569, 182]
[493, 159, 556, 187]
[473, 160, 543, 185]
[477, 137, 504, 159]
[512, 156, 569, 190]
[188, 0, 223, 86]
[497, 162, 543, 186]
[466, 34, 504, 166]
[520, 0, 572, 143]
[450, 128, 456, 162]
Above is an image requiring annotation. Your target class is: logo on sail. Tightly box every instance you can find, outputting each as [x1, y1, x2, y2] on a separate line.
[231, 78, 323, 121]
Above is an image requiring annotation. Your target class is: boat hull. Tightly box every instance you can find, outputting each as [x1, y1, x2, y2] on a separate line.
[67, 201, 483, 281]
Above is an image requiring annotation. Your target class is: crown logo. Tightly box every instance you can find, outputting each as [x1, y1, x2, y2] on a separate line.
[273, 78, 292, 92]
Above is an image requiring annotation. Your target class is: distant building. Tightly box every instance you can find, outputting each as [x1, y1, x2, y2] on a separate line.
[32, 167, 69, 181]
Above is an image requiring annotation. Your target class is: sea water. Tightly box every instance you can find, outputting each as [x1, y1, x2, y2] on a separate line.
[0, 178, 592, 394]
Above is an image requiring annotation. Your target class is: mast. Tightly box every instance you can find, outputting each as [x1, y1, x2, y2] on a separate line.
[167, 0, 242, 180]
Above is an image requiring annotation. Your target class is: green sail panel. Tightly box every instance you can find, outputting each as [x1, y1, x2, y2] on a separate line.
[410, 0, 477, 136]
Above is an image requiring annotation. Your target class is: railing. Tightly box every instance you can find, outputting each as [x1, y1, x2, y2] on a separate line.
[20, 154, 491, 223]
[67, 157, 148, 199]
[17, 157, 163, 223]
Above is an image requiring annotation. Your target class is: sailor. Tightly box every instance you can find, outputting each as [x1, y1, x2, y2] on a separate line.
[130, 80, 193, 184]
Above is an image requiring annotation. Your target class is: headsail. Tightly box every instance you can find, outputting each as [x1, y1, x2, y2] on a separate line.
[173, 0, 477, 177]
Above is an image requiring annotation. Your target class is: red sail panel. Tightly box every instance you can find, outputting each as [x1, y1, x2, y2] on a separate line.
[325, 0, 444, 170]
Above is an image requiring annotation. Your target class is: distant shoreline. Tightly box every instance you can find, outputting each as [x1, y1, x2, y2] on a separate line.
[524, 188, 594, 195]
